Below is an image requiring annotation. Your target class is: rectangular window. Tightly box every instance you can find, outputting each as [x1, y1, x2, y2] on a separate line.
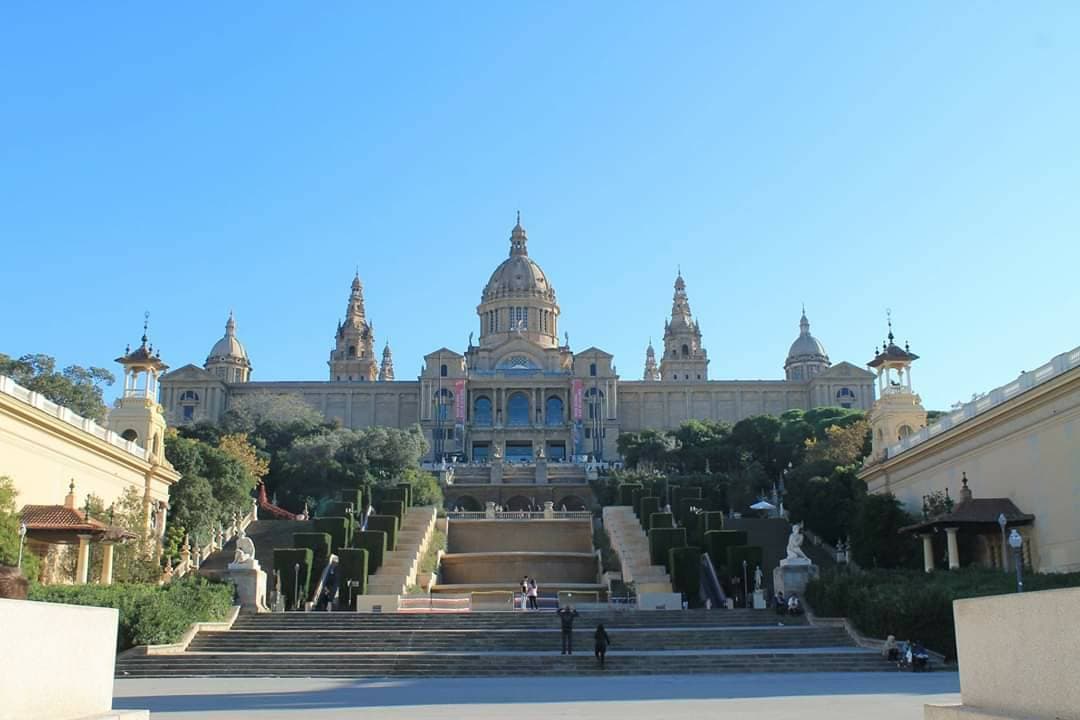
[182, 405, 194, 421]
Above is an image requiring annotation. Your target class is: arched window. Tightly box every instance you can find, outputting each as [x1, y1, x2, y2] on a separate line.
[348, 345, 357, 358]
[435, 388, 453, 422]
[440, 364, 448, 377]
[585, 388, 604, 420]
[179, 390, 199, 402]
[507, 392, 530, 426]
[545, 396, 564, 426]
[473, 396, 493, 426]
[121, 429, 138, 442]
[589, 362, 597, 377]
[836, 387, 855, 409]
[681, 344, 689, 358]
[898, 424, 913, 439]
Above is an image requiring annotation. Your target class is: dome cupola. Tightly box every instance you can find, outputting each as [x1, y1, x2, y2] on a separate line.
[784, 307, 830, 380]
[205, 312, 252, 383]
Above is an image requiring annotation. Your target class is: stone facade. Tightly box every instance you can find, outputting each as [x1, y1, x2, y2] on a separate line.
[160, 216, 875, 462]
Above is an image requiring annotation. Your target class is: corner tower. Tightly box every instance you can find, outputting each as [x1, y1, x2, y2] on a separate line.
[329, 273, 378, 382]
[109, 314, 169, 465]
[643, 339, 660, 381]
[867, 316, 927, 461]
[659, 271, 708, 381]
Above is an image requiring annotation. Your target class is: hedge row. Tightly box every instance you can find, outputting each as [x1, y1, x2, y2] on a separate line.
[648, 527, 686, 571]
[313, 517, 350, 554]
[617, 483, 642, 507]
[639, 496, 660, 524]
[366, 515, 399, 551]
[353, 530, 387, 575]
[273, 548, 314, 610]
[336, 548, 369, 608]
[379, 500, 405, 525]
[649, 512, 674, 530]
[28, 577, 234, 651]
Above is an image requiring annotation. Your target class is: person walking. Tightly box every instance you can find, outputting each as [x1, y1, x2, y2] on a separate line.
[527, 577, 539, 610]
[594, 623, 611, 667]
[558, 604, 579, 655]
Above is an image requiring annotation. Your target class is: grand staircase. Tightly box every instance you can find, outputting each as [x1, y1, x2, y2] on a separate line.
[366, 506, 438, 595]
[603, 506, 672, 592]
[114, 609, 896, 678]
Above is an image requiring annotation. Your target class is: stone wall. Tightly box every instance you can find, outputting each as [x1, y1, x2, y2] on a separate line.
[439, 551, 598, 584]
[447, 519, 593, 554]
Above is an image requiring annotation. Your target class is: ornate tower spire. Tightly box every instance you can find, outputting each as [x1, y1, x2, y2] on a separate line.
[509, 211, 528, 257]
[643, 338, 660, 381]
[670, 269, 693, 326]
[329, 274, 378, 382]
[866, 313, 926, 462]
[379, 341, 395, 382]
[660, 272, 708, 382]
[346, 272, 367, 325]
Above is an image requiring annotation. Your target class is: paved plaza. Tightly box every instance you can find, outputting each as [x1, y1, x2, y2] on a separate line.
[114, 672, 960, 719]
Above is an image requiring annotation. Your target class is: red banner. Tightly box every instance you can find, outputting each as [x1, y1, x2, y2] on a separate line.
[454, 380, 466, 421]
[572, 379, 584, 420]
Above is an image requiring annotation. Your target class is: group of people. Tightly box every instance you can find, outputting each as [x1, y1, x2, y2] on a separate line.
[556, 605, 612, 667]
[882, 635, 931, 671]
[773, 590, 802, 616]
[520, 576, 539, 610]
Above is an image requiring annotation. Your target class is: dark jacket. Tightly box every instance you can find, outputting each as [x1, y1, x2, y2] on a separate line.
[558, 608, 578, 631]
[594, 627, 611, 649]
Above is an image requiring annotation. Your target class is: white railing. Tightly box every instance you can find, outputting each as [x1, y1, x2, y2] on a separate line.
[885, 344, 1080, 460]
[168, 499, 258, 581]
[446, 510, 593, 520]
[0, 375, 150, 462]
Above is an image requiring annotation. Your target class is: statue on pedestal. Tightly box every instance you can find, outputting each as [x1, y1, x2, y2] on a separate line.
[229, 528, 258, 570]
[754, 565, 764, 592]
[782, 522, 811, 565]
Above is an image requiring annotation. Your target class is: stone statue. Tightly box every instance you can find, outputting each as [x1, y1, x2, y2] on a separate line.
[783, 522, 811, 564]
[535, 445, 545, 459]
[754, 565, 764, 591]
[492, 441, 503, 459]
[232, 528, 256, 567]
[468, 331, 474, 347]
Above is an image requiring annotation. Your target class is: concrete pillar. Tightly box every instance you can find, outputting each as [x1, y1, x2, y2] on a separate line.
[921, 534, 934, 573]
[100, 542, 115, 585]
[946, 527, 960, 570]
[544, 501, 554, 519]
[75, 534, 92, 584]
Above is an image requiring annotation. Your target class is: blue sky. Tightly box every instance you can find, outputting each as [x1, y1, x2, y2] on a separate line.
[1, 3, 1077, 412]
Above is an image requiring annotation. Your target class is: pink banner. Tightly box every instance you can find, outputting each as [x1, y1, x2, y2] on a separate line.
[454, 380, 466, 421]
[572, 379, 584, 420]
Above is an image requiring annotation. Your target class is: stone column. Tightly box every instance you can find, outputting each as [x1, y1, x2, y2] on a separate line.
[100, 542, 115, 585]
[946, 527, 960, 570]
[921, 534, 934, 573]
[75, 534, 92, 584]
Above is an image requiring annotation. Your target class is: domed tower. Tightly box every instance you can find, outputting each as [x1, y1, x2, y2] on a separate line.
[660, 271, 708, 381]
[867, 316, 927, 461]
[205, 312, 252, 383]
[329, 273, 378, 382]
[476, 213, 560, 350]
[784, 307, 830, 380]
[643, 339, 660, 381]
[378, 341, 395, 381]
[109, 313, 168, 465]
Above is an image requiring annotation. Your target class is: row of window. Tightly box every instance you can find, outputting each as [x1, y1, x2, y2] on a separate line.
[481, 307, 556, 335]
[435, 390, 605, 426]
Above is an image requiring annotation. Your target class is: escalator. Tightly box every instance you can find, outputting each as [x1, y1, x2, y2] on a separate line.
[700, 552, 728, 609]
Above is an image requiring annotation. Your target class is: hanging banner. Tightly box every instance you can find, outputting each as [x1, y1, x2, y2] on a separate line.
[572, 379, 584, 420]
[454, 380, 466, 421]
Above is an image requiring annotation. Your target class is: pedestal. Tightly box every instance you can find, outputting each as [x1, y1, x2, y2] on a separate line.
[535, 458, 548, 484]
[490, 459, 504, 485]
[752, 589, 767, 609]
[228, 562, 268, 612]
[773, 562, 819, 598]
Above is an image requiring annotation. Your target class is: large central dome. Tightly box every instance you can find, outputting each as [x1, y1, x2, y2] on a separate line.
[481, 216, 556, 303]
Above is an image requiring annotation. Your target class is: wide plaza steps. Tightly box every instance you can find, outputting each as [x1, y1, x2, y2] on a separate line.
[115, 609, 897, 678]
[365, 506, 438, 596]
[603, 506, 672, 592]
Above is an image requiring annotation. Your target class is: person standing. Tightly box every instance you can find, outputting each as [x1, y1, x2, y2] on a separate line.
[594, 623, 611, 667]
[520, 576, 529, 611]
[558, 604, 579, 655]
[527, 577, 539, 610]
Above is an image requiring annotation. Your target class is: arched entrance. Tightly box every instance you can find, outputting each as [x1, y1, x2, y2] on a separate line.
[556, 495, 588, 511]
[505, 495, 532, 511]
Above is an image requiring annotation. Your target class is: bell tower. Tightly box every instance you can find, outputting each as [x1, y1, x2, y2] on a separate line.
[867, 314, 927, 461]
[329, 273, 379, 382]
[659, 270, 708, 382]
[109, 313, 169, 465]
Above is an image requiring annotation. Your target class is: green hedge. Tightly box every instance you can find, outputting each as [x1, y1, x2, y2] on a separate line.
[324, 501, 355, 520]
[726, 545, 764, 587]
[805, 568, 1080, 660]
[340, 488, 364, 512]
[617, 483, 643, 507]
[379, 500, 406, 525]
[354, 530, 388, 575]
[702, 511, 725, 533]
[28, 576, 233, 651]
[293, 532, 332, 563]
[366, 515, 399, 551]
[273, 548, 314, 610]
[638, 496, 660, 526]
[649, 527, 687, 571]
[313, 517, 351, 553]
[382, 487, 408, 507]
[336, 548, 369, 608]
[649, 512, 674, 530]
[670, 546, 703, 602]
[397, 482, 412, 507]
[704, 530, 748, 576]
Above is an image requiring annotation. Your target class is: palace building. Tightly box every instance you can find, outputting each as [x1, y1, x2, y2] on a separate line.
[160, 216, 875, 465]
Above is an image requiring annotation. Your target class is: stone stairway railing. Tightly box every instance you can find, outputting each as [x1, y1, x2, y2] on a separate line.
[366, 506, 438, 596]
[168, 498, 258, 581]
[602, 506, 672, 593]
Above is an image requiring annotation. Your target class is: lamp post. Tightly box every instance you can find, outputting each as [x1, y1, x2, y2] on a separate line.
[997, 513, 1008, 572]
[1008, 530, 1024, 593]
[16, 522, 27, 570]
[742, 560, 749, 609]
[346, 579, 360, 611]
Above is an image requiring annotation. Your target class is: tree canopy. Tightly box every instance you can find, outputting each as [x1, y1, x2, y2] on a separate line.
[0, 353, 115, 422]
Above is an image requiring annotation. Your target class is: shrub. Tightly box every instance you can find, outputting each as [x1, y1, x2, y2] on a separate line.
[396, 482, 412, 508]
[379, 500, 406, 525]
[593, 526, 619, 573]
[669, 546, 703, 603]
[649, 512, 674, 530]
[313, 517, 350, 554]
[323, 501, 355, 519]
[638, 496, 660, 526]
[725, 545, 764, 590]
[631, 487, 645, 518]
[292, 532, 332, 565]
[703, 530, 748, 576]
[381, 487, 408, 507]
[648, 527, 686, 571]
[702, 511, 725, 532]
[336, 548, 369, 608]
[273, 548, 314, 610]
[805, 567, 1080, 660]
[27, 576, 233, 650]
[617, 483, 642, 507]
[366, 515, 399, 551]
[353, 530, 387, 575]
[340, 488, 364, 512]
[403, 470, 442, 507]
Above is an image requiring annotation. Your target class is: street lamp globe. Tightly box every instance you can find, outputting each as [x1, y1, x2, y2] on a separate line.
[1008, 529, 1023, 550]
